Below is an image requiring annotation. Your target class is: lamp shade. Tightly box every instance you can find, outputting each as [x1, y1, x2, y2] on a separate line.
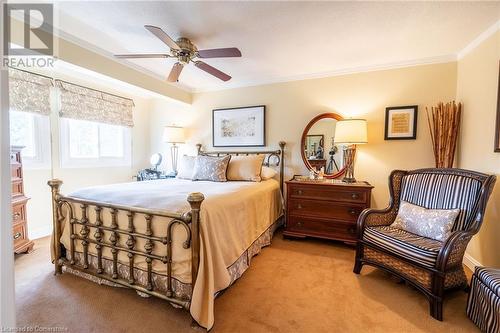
[334, 119, 368, 144]
[162, 126, 185, 144]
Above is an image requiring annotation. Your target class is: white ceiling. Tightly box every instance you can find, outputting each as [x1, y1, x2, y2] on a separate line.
[54, 1, 500, 92]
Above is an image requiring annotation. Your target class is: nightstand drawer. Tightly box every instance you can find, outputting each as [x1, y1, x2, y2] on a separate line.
[288, 198, 364, 222]
[287, 216, 357, 241]
[13, 223, 27, 246]
[289, 184, 367, 203]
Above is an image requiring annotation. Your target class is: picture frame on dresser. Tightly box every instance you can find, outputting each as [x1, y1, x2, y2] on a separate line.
[212, 105, 265, 147]
[284, 176, 373, 244]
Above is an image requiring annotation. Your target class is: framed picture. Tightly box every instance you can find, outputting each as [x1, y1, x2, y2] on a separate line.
[384, 105, 418, 140]
[494, 61, 500, 152]
[212, 105, 265, 147]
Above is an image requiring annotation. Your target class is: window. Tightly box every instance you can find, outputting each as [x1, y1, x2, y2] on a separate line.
[10, 111, 51, 169]
[60, 118, 131, 168]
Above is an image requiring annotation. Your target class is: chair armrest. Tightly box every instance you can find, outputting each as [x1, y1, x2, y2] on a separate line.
[356, 206, 398, 239]
[435, 230, 475, 271]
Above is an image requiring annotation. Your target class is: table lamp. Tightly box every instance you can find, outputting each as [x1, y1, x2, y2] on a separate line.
[334, 119, 367, 183]
[162, 125, 185, 175]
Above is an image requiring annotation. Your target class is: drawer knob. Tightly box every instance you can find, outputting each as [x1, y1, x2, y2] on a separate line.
[296, 221, 303, 227]
[297, 204, 302, 209]
[13, 212, 21, 221]
[13, 232, 21, 240]
[297, 190, 303, 195]
[349, 209, 357, 215]
[351, 193, 359, 199]
[348, 227, 356, 234]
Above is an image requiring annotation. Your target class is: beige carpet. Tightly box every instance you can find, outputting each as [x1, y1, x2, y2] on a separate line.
[15, 233, 478, 333]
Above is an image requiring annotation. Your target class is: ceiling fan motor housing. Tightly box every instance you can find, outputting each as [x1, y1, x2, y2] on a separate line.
[173, 37, 197, 64]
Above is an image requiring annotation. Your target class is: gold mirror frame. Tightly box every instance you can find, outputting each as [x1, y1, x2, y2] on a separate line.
[300, 113, 352, 179]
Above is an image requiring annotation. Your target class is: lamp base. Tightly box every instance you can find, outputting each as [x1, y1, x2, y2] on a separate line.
[342, 177, 357, 183]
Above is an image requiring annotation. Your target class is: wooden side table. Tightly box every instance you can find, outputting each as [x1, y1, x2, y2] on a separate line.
[284, 176, 373, 244]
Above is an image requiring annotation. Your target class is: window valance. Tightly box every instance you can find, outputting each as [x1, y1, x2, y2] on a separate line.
[9, 68, 53, 115]
[56, 80, 135, 127]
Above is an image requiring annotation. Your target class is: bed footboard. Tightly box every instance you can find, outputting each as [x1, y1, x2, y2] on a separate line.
[47, 179, 204, 309]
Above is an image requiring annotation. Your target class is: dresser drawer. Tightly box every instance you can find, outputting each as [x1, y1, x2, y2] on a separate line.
[12, 203, 27, 224]
[288, 198, 364, 222]
[289, 184, 368, 204]
[13, 223, 27, 246]
[10, 151, 20, 164]
[11, 165, 22, 179]
[12, 180, 23, 197]
[286, 216, 357, 241]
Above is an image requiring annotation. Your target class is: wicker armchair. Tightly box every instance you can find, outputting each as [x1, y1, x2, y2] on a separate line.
[354, 168, 496, 321]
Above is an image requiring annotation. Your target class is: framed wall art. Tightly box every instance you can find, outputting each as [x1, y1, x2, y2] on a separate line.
[384, 105, 418, 140]
[494, 61, 500, 152]
[212, 105, 265, 147]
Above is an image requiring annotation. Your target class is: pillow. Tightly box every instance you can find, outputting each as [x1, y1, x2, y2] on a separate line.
[391, 201, 460, 241]
[261, 166, 278, 180]
[192, 155, 231, 182]
[227, 155, 265, 182]
[176, 155, 196, 180]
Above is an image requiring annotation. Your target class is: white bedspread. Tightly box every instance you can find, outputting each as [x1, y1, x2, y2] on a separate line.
[60, 178, 283, 329]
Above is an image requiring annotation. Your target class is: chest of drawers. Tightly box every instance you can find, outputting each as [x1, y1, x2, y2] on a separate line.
[10, 146, 34, 254]
[284, 178, 373, 244]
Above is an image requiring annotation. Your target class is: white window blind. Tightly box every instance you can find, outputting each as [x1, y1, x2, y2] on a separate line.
[8, 68, 53, 115]
[56, 80, 134, 127]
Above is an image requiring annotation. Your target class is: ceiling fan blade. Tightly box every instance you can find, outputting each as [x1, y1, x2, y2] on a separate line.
[144, 25, 180, 50]
[167, 62, 184, 82]
[194, 61, 231, 81]
[114, 53, 170, 59]
[197, 47, 242, 58]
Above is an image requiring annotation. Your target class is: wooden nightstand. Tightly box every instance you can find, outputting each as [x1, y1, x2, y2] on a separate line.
[284, 177, 373, 244]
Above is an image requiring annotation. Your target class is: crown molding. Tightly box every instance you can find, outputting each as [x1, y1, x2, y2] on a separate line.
[191, 54, 457, 93]
[457, 19, 500, 60]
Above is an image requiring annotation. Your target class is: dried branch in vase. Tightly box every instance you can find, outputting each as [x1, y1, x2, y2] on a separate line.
[426, 101, 462, 168]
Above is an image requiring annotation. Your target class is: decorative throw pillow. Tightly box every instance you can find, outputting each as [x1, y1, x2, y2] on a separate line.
[192, 155, 231, 182]
[261, 166, 278, 180]
[391, 201, 460, 241]
[227, 155, 265, 182]
[176, 155, 196, 180]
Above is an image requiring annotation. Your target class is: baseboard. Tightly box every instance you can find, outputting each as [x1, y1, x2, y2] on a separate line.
[29, 226, 52, 241]
[463, 252, 482, 271]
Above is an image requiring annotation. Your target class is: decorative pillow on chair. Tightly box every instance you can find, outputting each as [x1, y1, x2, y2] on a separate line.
[391, 201, 460, 241]
[192, 155, 231, 182]
[261, 166, 278, 180]
[227, 155, 265, 182]
[176, 155, 196, 180]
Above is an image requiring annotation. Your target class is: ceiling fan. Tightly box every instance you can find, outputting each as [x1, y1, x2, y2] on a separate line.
[114, 25, 242, 83]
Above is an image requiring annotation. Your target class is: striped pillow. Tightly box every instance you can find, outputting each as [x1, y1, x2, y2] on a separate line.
[391, 201, 460, 241]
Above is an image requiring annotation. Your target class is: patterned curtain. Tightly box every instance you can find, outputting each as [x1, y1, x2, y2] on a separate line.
[56, 80, 134, 127]
[9, 68, 53, 115]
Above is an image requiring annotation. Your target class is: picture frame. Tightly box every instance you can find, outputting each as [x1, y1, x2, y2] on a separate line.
[494, 61, 500, 152]
[384, 105, 418, 140]
[212, 105, 266, 147]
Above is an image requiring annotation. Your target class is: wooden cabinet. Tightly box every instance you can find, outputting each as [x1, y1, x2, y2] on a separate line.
[10, 146, 34, 254]
[284, 177, 373, 244]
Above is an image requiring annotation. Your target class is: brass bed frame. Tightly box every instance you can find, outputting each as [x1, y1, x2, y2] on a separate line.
[48, 142, 286, 314]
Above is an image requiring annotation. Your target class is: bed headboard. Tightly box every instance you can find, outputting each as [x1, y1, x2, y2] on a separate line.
[196, 141, 286, 192]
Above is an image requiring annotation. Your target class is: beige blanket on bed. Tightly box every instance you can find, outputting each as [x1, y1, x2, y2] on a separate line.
[58, 178, 282, 329]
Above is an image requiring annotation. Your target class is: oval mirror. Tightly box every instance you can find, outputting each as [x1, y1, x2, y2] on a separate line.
[150, 153, 163, 169]
[301, 113, 352, 179]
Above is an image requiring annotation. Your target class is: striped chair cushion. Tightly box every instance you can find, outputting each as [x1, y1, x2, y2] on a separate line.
[363, 226, 443, 268]
[400, 173, 482, 231]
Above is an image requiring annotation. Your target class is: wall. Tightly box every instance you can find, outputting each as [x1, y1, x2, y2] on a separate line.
[182, 62, 457, 208]
[23, 75, 152, 239]
[457, 30, 500, 267]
